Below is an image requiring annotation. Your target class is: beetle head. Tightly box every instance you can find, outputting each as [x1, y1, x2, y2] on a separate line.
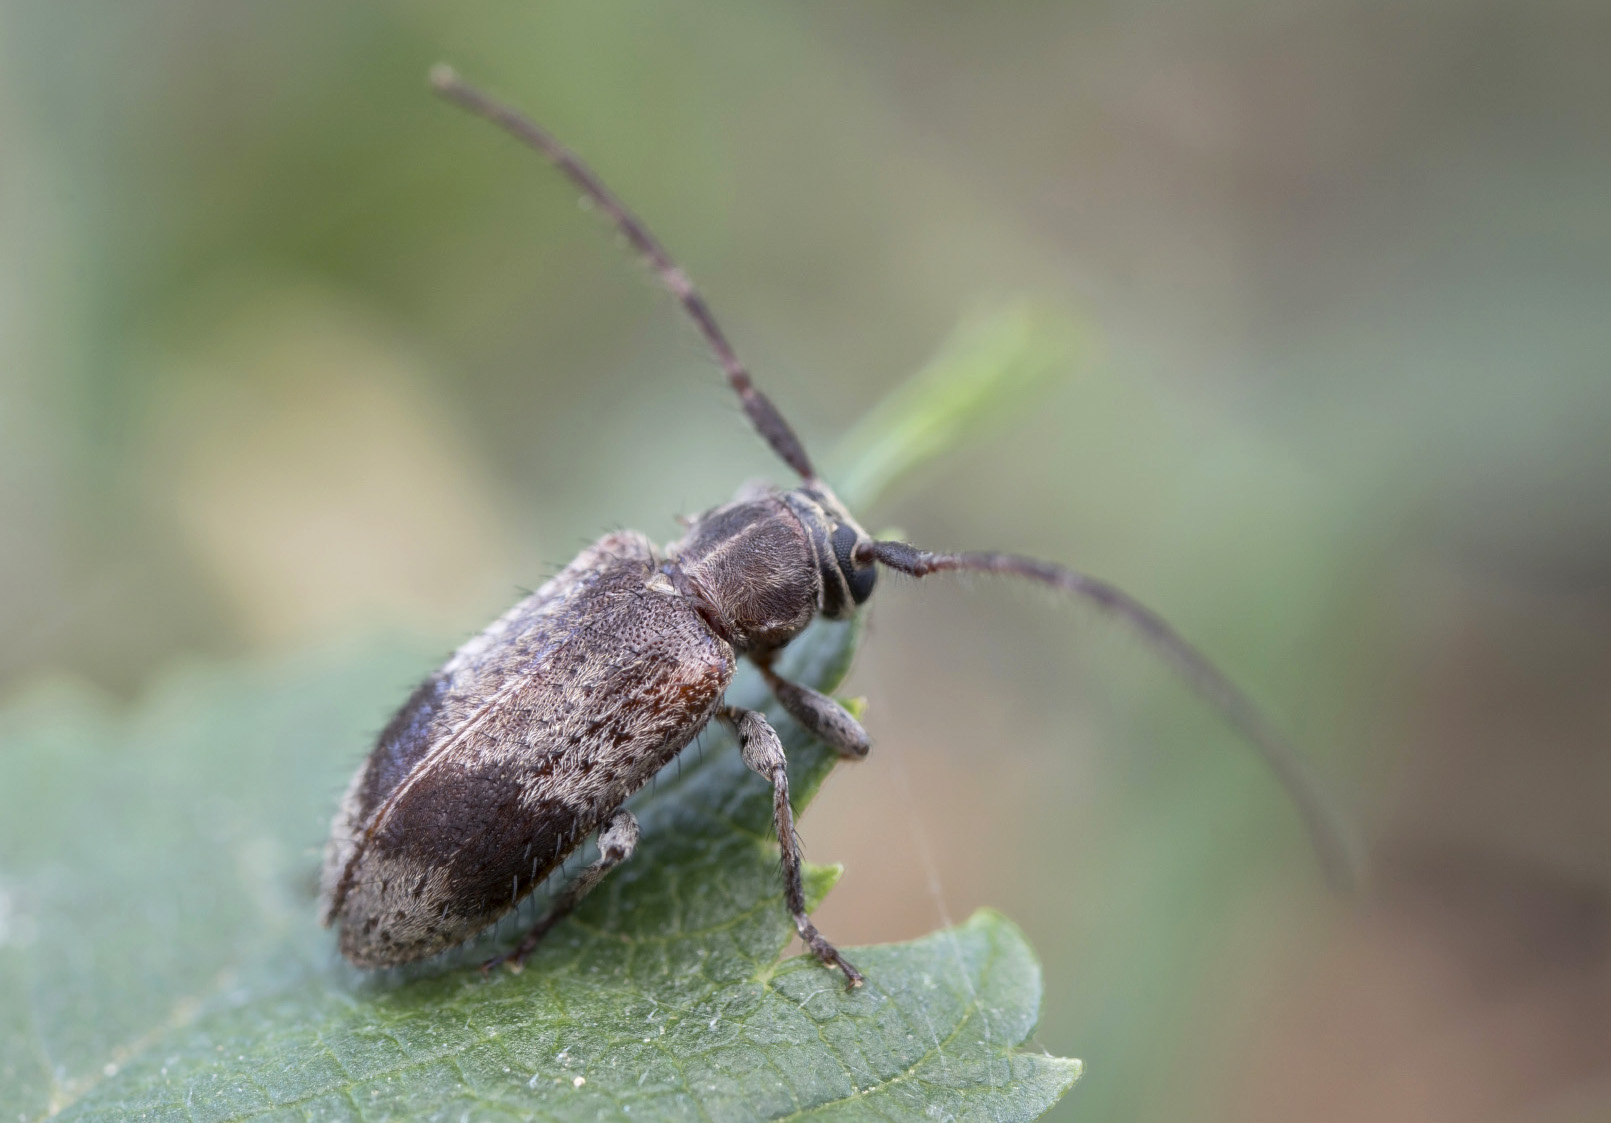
[784, 483, 878, 620]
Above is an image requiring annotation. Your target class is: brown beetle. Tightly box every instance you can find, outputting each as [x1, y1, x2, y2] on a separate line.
[320, 67, 1358, 990]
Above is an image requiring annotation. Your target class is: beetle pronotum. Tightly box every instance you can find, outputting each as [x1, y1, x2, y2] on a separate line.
[320, 66, 1359, 990]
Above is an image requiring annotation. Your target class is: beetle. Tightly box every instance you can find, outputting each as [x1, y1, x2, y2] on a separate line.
[321, 66, 1358, 990]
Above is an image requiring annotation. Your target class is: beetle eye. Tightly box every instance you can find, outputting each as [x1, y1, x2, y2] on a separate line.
[831, 524, 878, 605]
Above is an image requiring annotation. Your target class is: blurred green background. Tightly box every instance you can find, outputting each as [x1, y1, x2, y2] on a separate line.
[4, 2, 1609, 1120]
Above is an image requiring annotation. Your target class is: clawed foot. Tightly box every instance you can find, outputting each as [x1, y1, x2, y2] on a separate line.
[479, 947, 528, 976]
[797, 920, 863, 990]
[828, 952, 865, 991]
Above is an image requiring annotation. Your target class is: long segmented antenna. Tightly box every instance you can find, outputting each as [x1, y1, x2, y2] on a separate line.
[863, 540, 1364, 891]
[429, 65, 817, 481]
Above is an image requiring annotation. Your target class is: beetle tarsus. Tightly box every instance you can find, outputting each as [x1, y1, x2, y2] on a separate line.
[795, 912, 864, 989]
[479, 950, 524, 975]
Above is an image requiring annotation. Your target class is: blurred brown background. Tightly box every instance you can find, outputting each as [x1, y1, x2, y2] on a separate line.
[4, 2, 1609, 1120]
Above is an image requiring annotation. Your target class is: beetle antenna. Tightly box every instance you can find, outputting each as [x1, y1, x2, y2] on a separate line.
[861, 539, 1364, 891]
[429, 65, 816, 481]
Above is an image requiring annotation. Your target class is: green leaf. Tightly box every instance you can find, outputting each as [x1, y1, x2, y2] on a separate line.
[828, 305, 1086, 512]
[1, 617, 1079, 1120]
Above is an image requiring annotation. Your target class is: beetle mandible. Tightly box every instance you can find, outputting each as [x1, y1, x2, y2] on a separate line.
[321, 66, 1359, 990]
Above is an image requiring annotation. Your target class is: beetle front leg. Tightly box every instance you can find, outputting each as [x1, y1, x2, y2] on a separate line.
[720, 704, 864, 989]
[483, 807, 639, 974]
[757, 664, 870, 760]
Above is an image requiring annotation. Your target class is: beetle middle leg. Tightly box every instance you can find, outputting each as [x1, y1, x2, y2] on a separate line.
[720, 704, 864, 989]
[482, 807, 639, 974]
[756, 662, 870, 760]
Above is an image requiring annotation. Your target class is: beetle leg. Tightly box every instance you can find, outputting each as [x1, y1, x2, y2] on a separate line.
[720, 704, 864, 989]
[757, 664, 870, 759]
[482, 807, 639, 974]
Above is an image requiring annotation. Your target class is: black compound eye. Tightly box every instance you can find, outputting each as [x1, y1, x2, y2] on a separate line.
[831, 524, 878, 605]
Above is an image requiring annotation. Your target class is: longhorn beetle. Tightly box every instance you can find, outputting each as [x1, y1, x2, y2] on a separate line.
[321, 65, 1359, 990]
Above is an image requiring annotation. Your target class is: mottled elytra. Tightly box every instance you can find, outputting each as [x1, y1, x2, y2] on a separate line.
[321, 65, 1360, 990]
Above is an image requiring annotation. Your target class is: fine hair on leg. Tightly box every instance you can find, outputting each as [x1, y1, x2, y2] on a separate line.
[428, 65, 816, 481]
[483, 807, 640, 974]
[757, 662, 871, 760]
[860, 540, 1363, 891]
[720, 705, 864, 988]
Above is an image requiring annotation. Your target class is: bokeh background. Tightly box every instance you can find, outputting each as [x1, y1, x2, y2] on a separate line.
[4, 2, 1610, 1120]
